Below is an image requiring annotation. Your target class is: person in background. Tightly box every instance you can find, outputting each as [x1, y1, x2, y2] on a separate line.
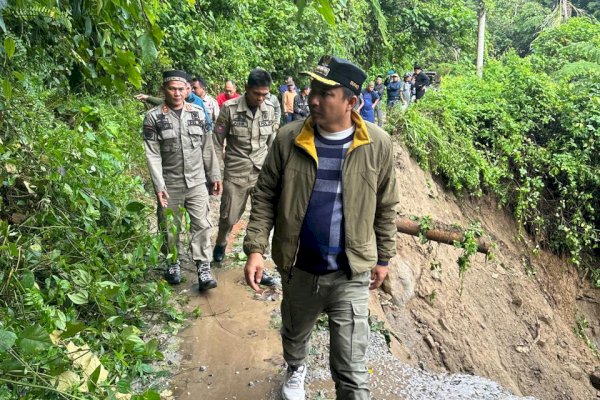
[353, 91, 364, 113]
[374, 76, 385, 126]
[282, 81, 297, 124]
[136, 75, 211, 131]
[211, 69, 277, 289]
[384, 72, 401, 108]
[192, 77, 219, 125]
[142, 70, 222, 291]
[293, 85, 310, 120]
[269, 92, 282, 131]
[400, 72, 413, 110]
[413, 64, 430, 102]
[359, 81, 380, 123]
[243, 55, 399, 400]
[216, 80, 240, 107]
[279, 76, 294, 98]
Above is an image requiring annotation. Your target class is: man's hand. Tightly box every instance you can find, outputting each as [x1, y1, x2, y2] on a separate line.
[135, 94, 149, 102]
[212, 181, 223, 195]
[157, 190, 169, 208]
[244, 252, 265, 292]
[369, 265, 388, 290]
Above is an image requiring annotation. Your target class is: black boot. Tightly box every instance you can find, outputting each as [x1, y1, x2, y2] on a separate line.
[197, 262, 217, 291]
[212, 245, 226, 263]
[164, 262, 181, 285]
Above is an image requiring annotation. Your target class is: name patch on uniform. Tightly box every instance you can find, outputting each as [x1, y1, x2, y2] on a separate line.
[232, 114, 248, 127]
[259, 120, 273, 127]
[156, 115, 173, 131]
[187, 111, 204, 128]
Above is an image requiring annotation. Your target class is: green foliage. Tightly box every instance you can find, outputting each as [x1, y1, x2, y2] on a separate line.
[488, 0, 550, 55]
[0, 0, 162, 92]
[575, 315, 600, 359]
[0, 86, 177, 398]
[156, 0, 373, 89]
[391, 20, 600, 278]
[531, 17, 600, 73]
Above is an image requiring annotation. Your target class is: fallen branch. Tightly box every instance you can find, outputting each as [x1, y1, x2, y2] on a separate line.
[396, 217, 491, 254]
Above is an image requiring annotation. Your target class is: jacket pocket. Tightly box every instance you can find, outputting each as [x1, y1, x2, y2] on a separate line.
[188, 126, 204, 148]
[160, 137, 180, 153]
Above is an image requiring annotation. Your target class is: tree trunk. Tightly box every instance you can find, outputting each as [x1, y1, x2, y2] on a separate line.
[561, 0, 569, 22]
[476, 4, 486, 78]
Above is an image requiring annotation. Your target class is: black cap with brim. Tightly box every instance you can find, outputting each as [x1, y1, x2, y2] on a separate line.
[301, 55, 366, 96]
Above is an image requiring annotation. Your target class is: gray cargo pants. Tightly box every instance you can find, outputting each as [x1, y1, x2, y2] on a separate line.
[215, 171, 259, 247]
[157, 184, 212, 263]
[281, 267, 371, 400]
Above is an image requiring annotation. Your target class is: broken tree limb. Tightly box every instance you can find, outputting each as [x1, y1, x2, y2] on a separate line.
[396, 217, 491, 254]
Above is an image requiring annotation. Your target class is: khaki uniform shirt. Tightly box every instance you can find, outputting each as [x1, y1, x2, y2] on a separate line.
[143, 102, 221, 192]
[202, 94, 219, 123]
[213, 96, 277, 180]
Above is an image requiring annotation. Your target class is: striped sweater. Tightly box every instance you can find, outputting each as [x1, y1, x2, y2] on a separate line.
[295, 127, 354, 275]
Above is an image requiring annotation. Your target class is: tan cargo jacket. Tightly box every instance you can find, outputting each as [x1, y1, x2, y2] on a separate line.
[143, 102, 221, 192]
[213, 96, 278, 181]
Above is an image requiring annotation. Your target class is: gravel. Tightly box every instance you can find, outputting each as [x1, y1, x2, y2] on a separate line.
[299, 330, 538, 400]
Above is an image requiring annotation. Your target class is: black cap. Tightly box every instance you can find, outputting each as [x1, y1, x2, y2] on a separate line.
[301, 55, 366, 95]
[414, 64, 422, 70]
[162, 70, 188, 83]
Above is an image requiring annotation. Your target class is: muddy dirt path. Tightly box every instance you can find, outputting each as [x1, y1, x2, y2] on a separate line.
[171, 266, 282, 400]
[169, 208, 284, 400]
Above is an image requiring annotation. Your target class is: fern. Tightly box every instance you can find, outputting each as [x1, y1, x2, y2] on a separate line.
[563, 41, 600, 64]
[554, 60, 600, 82]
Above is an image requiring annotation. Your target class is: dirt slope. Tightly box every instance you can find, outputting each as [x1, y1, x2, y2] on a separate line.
[382, 144, 600, 400]
[166, 140, 600, 400]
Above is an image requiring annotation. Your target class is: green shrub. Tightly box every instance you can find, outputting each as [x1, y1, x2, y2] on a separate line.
[0, 86, 175, 398]
[391, 49, 599, 275]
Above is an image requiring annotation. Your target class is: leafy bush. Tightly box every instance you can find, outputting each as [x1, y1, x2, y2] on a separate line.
[390, 45, 599, 279]
[0, 86, 176, 398]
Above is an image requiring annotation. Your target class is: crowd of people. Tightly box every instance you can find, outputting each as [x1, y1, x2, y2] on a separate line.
[136, 56, 406, 400]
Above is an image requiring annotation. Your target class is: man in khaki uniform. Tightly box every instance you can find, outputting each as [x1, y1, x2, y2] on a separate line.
[143, 70, 222, 291]
[212, 69, 276, 277]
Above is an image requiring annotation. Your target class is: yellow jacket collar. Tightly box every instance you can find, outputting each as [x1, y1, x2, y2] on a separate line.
[294, 111, 371, 163]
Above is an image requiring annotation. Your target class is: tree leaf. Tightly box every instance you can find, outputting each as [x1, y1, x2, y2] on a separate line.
[63, 321, 87, 338]
[87, 364, 101, 393]
[17, 325, 52, 355]
[4, 36, 15, 60]
[126, 201, 146, 213]
[2, 79, 12, 101]
[68, 289, 89, 305]
[137, 32, 158, 64]
[315, 0, 336, 26]
[84, 147, 97, 158]
[0, 329, 17, 352]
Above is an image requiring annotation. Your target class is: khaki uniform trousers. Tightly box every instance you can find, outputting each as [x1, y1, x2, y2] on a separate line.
[157, 184, 212, 262]
[281, 267, 371, 400]
[216, 171, 259, 247]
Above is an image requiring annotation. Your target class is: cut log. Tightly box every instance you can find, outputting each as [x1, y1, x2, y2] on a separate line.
[396, 217, 491, 254]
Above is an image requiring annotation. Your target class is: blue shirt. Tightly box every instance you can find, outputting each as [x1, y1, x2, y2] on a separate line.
[186, 93, 212, 130]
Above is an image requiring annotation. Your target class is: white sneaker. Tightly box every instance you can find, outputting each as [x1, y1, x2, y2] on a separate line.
[281, 364, 306, 400]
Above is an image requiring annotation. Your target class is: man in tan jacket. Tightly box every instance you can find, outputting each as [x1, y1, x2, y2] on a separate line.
[212, 68, 277, 287]
[143, 70, 222, 291]
[243, 56, 399, 400]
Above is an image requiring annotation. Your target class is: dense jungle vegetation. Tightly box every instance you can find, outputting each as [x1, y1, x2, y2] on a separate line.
[0, 0, 598, 398]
